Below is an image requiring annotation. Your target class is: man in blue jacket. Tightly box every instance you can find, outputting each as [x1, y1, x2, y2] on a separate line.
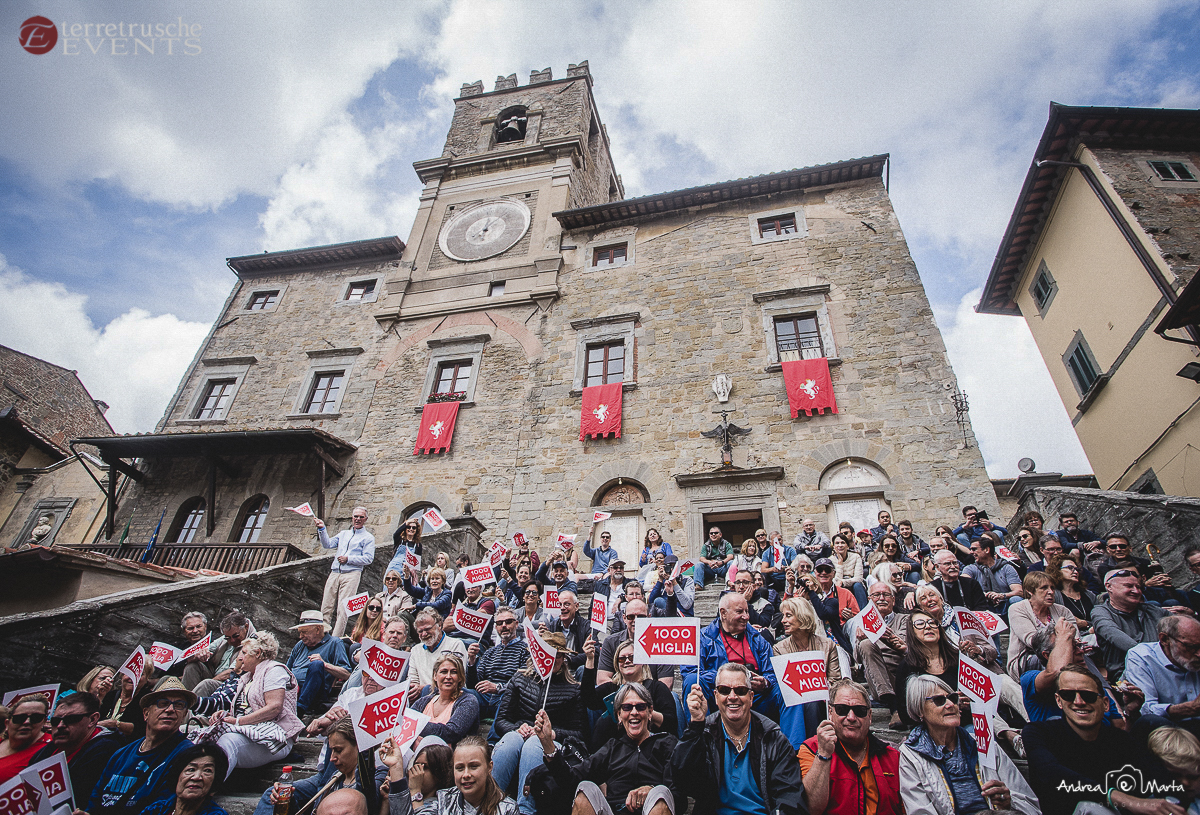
[683, 592, 782, 719]
[583, 529, 622, 576]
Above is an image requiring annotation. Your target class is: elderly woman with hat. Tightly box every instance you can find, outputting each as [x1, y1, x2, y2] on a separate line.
[491, 631, 585, 814]
[204, 632, 304, 777]
[284, 610, 353, 717]
[87, 676, 197, 814]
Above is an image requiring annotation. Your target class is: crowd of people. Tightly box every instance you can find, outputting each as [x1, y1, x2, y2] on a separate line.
[6, 505, 1200, 814]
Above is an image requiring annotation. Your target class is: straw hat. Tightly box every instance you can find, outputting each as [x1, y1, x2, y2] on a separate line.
[140, 676, 197, 709]
[540, 631, 576, 654]
[289, 609, 331, 632]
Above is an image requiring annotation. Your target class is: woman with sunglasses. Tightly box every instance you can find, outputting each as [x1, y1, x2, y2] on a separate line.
[535, 682, 678, 815]
[393, 518, 423, 562]
[774, 597, 841, 748]
[1048, 555, 1096, 629]
[580, 638, 676, 749]
[513, 580, 551, 629]
[348, 597, 385, 649]
[377, 568, 415, 642]
[899, 674, 1037, 815]
[0, 697, 51, 782]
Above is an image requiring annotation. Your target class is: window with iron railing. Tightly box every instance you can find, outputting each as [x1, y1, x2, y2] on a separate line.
[774, 315, 825, 360]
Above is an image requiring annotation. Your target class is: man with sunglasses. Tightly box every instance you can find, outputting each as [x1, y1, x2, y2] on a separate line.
[1020, 617, 1136, 724]
[467, 606, 528, 723]
[696, 527, 734, 589]
[672, 664, 805, 815]
[87, 676, 195, 814]
[1093, 568, 1168, 680]
[1124, 615, 1200, 743]
[798, 679, 903, 815]
[1023, 664, 1181, 815]
[30, 691, 123, 806]
[583, 528, 622, 577]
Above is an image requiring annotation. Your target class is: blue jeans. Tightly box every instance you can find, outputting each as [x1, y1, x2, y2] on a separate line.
[466, 689, 502, 742]
[296, 662, 333, 715]
[849, 582, 869, 610]
[696, 562, 728, 588]
[491, 731, 556, 814]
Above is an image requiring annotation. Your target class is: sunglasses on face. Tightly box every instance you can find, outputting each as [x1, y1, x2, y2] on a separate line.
[709, 532, 721, 536]
[153, 699, 189, 711]
[926, 693, 961, 707]
[715, 685, 751, 697]
[815, 567, 833, 574]
[11, 713, 46, 725]
[832, 703, 870, 718]
[601, 535, 611, 540]
[626, 613, 647, 621]
[620, 702, 649, 713]
[367, 605, 382, 612]
[617, 654, 635, 664]
[524, 591, 540, 597]
[1056, 688, 1101, 704]
[50, 713, 88, 727]
[496, 619, 517, 626]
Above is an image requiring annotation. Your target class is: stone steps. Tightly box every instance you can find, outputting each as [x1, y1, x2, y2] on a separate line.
[215, 736, 324, 815]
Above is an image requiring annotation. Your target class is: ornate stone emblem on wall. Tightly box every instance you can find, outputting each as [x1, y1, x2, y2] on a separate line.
[711, 374, 732, 403]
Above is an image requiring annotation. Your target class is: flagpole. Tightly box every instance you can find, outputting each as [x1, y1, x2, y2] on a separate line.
[541, 671, 553, 711]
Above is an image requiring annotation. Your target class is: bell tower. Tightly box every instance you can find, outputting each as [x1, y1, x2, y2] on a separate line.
[375, 62, 622, 322]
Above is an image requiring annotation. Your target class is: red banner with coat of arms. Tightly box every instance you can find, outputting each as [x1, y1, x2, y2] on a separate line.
[782, 358, 838, 417]
[414, 401, 460, 454]
[580, 383, 623, 440]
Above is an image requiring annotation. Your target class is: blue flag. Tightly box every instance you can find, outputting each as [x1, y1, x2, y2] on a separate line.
[141, 509, 166, 563]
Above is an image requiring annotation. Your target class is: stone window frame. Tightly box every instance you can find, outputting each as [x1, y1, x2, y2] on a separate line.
[754, 286, 838, 371]
[1141, 157, 1200, 190]
[1062, 330, 1108, 410]
[11, 498, 76, 548]
[1028, 260, 1059, 318]
[582, 229, 636, 272]
[177, 357, 256, 426]
[748, 205, 808, 246]
[230, 494, 271, 543]
[288, 348, 363, 419]
[570, 313, 639, 395]
[416, 334, 489, 411]
[337, 277, 380, 305]
[243, 284, 288, 314]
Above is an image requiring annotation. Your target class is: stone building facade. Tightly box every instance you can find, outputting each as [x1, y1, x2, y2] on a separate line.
[980, 105, 1200, 498]
[91, 63, 996, 567]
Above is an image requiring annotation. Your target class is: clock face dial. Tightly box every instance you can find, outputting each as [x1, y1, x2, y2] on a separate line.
[438, 199, 531, 262]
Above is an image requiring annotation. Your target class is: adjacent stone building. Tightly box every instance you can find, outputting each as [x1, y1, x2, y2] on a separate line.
[87, 63, 996, 568]
[979, 104, 1200, 498]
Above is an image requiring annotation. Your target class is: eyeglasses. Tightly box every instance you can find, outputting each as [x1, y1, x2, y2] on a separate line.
[619, 702, 649, 713]
[1107, 543, 1130, 550]
[601, 535, 611, 540]
[1170, 636, 1200, 655]
[10, 713, 46, 725]
[911, 619, 937, 630]
[496, 619, 517, 626]
[1055, 688, 1101, 705]
[625, 613, 647, 621]
[796, 565, 813, 572]
[50, 713, 88, 727]
[831, 703, 870, 718]
[715, 685, 751, 697]
[869, 593, 891, 600]
[755, 533, 766, 538]
[925, 693, 961, 707]
[709, 532, 721, 536]
[524, 591, 541, 597]
[1060, 564, 1078, 572]
[152, 699, 189, 711]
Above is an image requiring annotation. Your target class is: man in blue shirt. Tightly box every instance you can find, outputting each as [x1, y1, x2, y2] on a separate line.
[287, 610, 353, 716]
[1051, 512, 1103, 553]
[672, 664, 805, 815]
[582, 528, 621, 576]
[315, 506, 375, 637]
[1124, 614, 1200, 742]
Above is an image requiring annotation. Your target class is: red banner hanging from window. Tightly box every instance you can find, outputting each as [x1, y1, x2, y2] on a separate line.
[580, 382, 623, 440]
[782, 358, 838, 417]
[414, 401, 460, 454]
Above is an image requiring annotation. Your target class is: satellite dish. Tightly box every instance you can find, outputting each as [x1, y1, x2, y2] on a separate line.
[1017, 458, 1036, 474]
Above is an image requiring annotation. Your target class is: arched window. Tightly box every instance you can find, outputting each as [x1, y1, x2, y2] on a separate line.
[819, 459, 890, 536]
[169, 498, 206, 544]
[495, 106, 528, 144]
[232, 495, 270, 543]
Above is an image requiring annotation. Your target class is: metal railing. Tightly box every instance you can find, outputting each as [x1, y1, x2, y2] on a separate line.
[56, 542, 310, 574]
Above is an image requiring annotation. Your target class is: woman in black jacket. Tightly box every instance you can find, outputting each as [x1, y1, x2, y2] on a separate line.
[490, 631, 584, 813]
[535, 683, 678, 815]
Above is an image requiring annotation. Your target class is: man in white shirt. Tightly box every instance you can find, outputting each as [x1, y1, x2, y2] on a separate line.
[315, 506, 375, 637]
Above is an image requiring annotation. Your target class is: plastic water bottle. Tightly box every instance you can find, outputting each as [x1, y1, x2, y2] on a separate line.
[273, 766, 293, 815]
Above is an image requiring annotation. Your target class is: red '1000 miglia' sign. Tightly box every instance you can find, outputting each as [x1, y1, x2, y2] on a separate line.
[462, 562, 496, 588]
[347, 684, 409, 751]
[957, 652, 997, 706]
[772, 651, 830, 706]
[633, 619, 700, 665]
[359, 638, 409, 685]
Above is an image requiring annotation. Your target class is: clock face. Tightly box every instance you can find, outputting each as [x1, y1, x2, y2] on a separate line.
[438, 198, 531, 262]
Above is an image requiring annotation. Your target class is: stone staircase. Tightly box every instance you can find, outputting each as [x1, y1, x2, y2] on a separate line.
[216, 735, 324, 815]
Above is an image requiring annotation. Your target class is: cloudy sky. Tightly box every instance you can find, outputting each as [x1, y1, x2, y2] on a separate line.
[2, 1, 1198, 476]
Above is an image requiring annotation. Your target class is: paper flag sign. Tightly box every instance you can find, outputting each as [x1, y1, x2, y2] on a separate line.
[344, 592, 371, 617]
[555, 533, 576, 550]
[422, 508, 449, 532]
[285, 503, 314, 517]
[404, 548, 421, 572]
[453, 603, 492, 637]
[523, 620, 558, 680]
[972, 709, 997, 769]
[592, 511, 612, 524]
[347, 683, 409, 751]
[543, 587, 561, 619]
[149, 642, 184, 670]
[851, 601, 887, 644]
[772, 651, 830, 706]
[0, 773, 46, 815]
[20, 753, 72, 811]
[633, 618, 701, 666]
[116, 647, 146, 689]
[180, 633, 211, 662]
[359, 638, 409, 685]
[954, 608, 990, 639]
[590, 593, 609, 633]
[973, 610, 1008, 634]
[996, 546, 1020, 562]
[771, 541, 785, 566]
[392, 707, 431, 751]
[669, 558, 695, 582]
[511, 530, 528, 548]
[488, 540, 509, 567]
[1, 685, 59, 714]
[462, 562, 497, 588]
[957, 651, 999, 709]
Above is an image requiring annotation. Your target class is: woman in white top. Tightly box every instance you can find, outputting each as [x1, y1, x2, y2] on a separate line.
[831, 534, 868, 609]
[730, 540, 762, 575]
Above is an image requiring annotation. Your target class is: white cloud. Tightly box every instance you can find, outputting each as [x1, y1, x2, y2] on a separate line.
[936, 288, 1092, 478]
[0, 257, 208, 433]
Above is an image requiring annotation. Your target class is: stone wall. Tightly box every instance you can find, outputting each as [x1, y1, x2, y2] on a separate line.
[442, 76, 592, 161]
[1011, 485, 1200, 586]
